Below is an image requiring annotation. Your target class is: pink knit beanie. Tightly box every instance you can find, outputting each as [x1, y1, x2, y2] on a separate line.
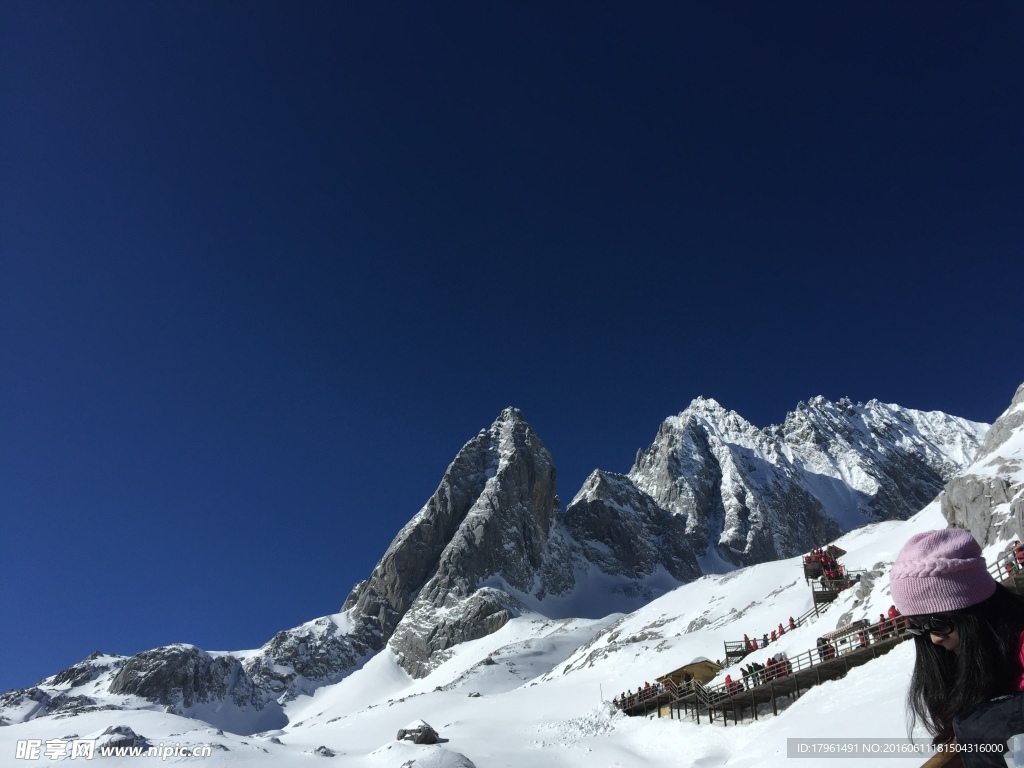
[890, 529, 997, 615]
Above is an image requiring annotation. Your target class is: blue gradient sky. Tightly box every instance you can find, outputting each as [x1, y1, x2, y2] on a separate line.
[2, 2, 1022, 694]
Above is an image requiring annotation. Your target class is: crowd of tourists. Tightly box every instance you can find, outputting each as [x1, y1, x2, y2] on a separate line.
[877, 604, 904, 636]
[614, 679, 669, 709]
[1002, 539, 1024, 577]
[804, 546, 842, 576]
[740, 616, 797, 652]
[731, 654, 793, 692]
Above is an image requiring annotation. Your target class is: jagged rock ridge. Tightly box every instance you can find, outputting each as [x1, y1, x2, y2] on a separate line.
[561, 470, 700, 583]
[346, 407, 575, 677]
[627, 395, 987, 566]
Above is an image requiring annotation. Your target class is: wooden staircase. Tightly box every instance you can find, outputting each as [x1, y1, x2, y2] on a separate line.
[618, 546, 1024, 726]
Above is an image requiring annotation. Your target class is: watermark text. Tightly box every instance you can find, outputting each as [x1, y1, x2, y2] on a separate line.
[15, 738, 213, 760]
[787, 738, 1006, 759]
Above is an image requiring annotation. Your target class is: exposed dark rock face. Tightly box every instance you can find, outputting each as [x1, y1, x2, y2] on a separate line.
[976, 383, 1024, 462]
[370, 409, 571, 677]
[562, 471, 700, 582]
[49, 695, 98, 716]
[342, 421, 504, 639]
[389, 589, 518, 678]
[344, 407, 694, 678]
[243, 616, 379, 701]
[0, 653, 128, 722]
[941, 383, 1024, 545]
[397, 720, 439, 744]
[108, 645, 265, 710]
[629, 396, 986, 566]
[344, 400, 986, 676]
[97, 725, 148, 751]
[47, 652, 118, 688]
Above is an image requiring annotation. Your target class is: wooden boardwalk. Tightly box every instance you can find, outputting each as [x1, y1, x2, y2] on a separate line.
[617, 550, 1024, 726]
[620, 626, 910, 722]
[667, 631, 909, 725]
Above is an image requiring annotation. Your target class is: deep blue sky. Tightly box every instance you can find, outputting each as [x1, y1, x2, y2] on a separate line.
[2, 2, 1022, 695]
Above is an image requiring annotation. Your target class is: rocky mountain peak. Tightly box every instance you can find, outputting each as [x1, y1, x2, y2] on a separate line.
[573, 469, 617, 502]
[629, 395, 987, 567]
[687, 395, 725, 412]
[495, 406, 526, 425]
[676, 396, 743, 429]
[562, 470, 700, 585]
[344, 407, 567, 677]
[653, 399, 762, 456]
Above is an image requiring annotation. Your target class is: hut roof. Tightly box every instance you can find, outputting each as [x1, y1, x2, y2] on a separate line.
[656, 658, 722, 684]
[820, 618, 871, 641]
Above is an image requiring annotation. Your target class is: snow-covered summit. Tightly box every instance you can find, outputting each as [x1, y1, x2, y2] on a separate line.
[628, 395, 987, 567]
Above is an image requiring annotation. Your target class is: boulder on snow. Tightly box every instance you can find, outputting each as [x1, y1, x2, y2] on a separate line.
[96, 725, 148, 751]
[397, 720, 439, 744]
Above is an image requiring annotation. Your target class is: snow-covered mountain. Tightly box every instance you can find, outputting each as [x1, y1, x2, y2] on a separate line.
[627, 395, 987, 568]
[0, 614, 375, 735]
[343, 407, 574, 679]
[348, 396, 983, 678]
[0, 390, 1005, 767]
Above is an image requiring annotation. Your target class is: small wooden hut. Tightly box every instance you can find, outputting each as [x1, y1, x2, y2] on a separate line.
[656, 657, 721, 688]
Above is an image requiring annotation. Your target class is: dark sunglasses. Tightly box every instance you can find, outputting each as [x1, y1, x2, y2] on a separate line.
[907, 616, 956, 637]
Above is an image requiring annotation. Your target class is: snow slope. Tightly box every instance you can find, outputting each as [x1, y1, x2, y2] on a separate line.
[6, 500, 1014, 767]
[3, 389, 1015, 767]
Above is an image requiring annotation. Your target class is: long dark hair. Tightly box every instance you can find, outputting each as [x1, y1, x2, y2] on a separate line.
[907, 584, 1024, 743]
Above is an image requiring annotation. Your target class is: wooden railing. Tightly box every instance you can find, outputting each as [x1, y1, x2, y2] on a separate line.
[699, 619, 913, 704]
[691, 679, 716, 709]
[723, 588, 849, 659]
[990, 550, 1022, 582]
[619, 549, 1021, 721]
[615, 682, 670, 711]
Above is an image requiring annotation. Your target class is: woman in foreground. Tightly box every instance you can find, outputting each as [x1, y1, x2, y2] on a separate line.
[890, 529, 1024, 768]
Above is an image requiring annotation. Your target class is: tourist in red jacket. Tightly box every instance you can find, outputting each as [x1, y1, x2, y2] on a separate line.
[888, 604, 905, 631]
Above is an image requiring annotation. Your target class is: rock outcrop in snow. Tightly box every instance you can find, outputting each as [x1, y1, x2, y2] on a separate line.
[397, 719, 439, 744]
[243, 614, 377, 702]
[941, 383, 1024, 544]
[562, 470, 700, 583]
[108, 645, 263, 710]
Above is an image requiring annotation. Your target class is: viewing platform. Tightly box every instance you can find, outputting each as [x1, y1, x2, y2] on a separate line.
[622, 619, 912, 723]
[615, 543, 1024, 727]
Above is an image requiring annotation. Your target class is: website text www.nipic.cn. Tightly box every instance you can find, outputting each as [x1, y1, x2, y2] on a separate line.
[15, 738, 214, 760]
